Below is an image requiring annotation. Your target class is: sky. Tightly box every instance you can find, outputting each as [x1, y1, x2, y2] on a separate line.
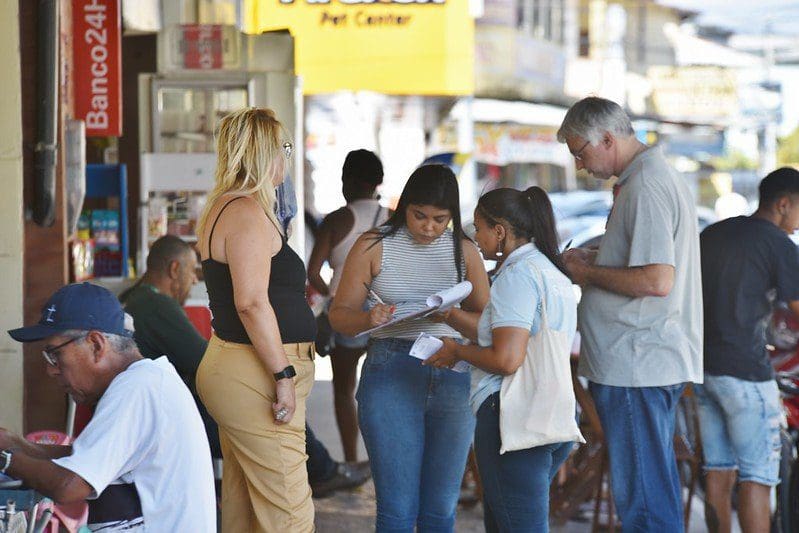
[660, 0, 799, 36]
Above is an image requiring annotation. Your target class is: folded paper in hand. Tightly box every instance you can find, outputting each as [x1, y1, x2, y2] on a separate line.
[357, 281, 473, 336]
[409, 332, 470, 373]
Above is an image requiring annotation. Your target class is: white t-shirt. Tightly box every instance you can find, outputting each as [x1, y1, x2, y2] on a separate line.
[54, 357, 216, 532]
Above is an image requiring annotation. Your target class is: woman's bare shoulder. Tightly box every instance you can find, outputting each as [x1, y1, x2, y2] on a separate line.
[221, 195, 264, 216]
[212, 196, 275, 243]
[461, 238, 483, 259]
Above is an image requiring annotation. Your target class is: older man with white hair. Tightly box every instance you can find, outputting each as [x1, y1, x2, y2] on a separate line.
[0, 282, 216, 532]
[558, 97, 703, 531]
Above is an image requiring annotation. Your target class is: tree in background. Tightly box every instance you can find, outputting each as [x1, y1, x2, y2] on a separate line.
[778, 126, 799, 168]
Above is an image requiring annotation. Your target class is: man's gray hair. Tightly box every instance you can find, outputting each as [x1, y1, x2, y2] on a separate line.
[62, 329, 138, 355]
[557, 96, 635, 145]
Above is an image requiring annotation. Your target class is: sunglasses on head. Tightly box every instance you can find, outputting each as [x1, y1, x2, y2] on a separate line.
[282, 141, 293, 160]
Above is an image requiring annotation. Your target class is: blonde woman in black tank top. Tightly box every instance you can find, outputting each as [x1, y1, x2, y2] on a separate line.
[194, 108, 317, 533]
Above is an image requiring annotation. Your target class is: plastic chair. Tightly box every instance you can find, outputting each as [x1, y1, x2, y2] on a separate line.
[184, 305, 213, 340]
[72, 404, 94, 438]
[25, 431, 89, 533]
[25, 430, 71, 446]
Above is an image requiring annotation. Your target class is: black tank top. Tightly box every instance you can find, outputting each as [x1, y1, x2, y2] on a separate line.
[201, 197, 316, 344]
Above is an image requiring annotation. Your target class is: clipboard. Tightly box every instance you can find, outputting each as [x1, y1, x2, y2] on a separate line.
[356, 281, 473, 336]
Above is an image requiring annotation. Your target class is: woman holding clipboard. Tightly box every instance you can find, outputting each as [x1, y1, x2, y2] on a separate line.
[425, 187, 584, 532]
[329, 164, 489, 532]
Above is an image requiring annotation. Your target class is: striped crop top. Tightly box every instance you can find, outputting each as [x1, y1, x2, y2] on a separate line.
[368, 227, 466, 340]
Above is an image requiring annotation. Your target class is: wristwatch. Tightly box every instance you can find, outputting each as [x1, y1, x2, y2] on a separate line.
[273, 365, 297, 382]
[0, 449, 12, 474]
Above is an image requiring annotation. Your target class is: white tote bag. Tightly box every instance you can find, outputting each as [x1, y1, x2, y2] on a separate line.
[498, 269, 585, 454]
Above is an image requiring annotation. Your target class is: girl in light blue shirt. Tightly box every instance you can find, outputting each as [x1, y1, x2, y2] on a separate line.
[426, 186, 581, 532]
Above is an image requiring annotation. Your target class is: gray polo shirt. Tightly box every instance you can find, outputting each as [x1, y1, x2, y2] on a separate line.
[577, 145, 703, 387]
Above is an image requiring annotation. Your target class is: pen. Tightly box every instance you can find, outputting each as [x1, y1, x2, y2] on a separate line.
[363, 283, 386, 305]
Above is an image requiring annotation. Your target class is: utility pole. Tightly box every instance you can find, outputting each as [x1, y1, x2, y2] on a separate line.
[758, 17, 778, 177]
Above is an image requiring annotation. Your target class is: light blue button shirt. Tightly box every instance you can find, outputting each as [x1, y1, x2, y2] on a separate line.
[469, 243, 577, 413]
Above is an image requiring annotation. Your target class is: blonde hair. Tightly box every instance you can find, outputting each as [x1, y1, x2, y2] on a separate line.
[197, 107, 288, 238]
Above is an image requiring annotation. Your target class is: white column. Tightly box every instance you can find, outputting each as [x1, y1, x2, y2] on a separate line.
[0, 0, 25, 434]
[758, 122, 778, 179]
[455, 96, 478, 219]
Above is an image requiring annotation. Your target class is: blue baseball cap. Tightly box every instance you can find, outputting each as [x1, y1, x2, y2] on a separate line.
[8, 282, 133, 342]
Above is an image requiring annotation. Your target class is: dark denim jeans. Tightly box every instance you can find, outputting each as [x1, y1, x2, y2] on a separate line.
[474, 392, 572, 533]
[589, 381, 686, 533]
[306, 423, 336, 483]
[357, 338, 475, 533]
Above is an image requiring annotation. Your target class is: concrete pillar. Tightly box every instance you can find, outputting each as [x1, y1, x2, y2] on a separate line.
[0, 0, 25, 434]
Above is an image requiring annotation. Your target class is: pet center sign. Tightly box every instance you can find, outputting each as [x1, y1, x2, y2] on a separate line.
[244, 0, 475, 95]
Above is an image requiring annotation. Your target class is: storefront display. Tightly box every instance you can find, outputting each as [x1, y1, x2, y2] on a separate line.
[70, 164, 129, 280]
[137, 27, 304, 274]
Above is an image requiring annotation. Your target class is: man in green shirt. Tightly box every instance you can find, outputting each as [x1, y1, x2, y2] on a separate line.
[121, 239, 204, 381]
[119, 235, 220, 457]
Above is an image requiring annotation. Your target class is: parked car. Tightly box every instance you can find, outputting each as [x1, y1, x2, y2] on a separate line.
[563, 203, 718, 251]
[464, 189, 718, 267]
[549, 190, 613, 247]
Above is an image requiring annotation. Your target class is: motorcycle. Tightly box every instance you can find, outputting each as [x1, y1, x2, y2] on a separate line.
[767, 306, 799, 532]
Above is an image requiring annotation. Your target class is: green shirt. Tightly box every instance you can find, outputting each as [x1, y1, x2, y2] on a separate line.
[120, 283, 209, 387]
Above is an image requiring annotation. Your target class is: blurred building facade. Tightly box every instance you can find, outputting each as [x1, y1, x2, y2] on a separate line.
[3, 0, 798, 431]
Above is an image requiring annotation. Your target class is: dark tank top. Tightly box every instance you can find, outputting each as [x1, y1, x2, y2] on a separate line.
[201, 197, 316, 344]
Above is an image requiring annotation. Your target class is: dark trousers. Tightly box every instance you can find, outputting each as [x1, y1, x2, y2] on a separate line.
[474, 392, 572, 533]
[306, 423, 336, 483]
[196, 395, 222, 459]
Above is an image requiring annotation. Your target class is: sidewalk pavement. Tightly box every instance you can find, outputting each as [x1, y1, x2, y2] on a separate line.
[308, 357, 735, 533]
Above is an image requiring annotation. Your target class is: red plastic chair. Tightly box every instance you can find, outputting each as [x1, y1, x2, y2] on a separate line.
[25, 431, 89, 533]
[184, 305, 213, 340]
[73, 404, 94, 438]
[25, 430, 71, 446]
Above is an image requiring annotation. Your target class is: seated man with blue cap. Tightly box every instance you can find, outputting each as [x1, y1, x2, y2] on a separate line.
[0, 282, 216, 532]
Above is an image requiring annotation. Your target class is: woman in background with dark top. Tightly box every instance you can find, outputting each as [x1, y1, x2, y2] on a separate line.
[195, 107, 316, 532]
[307, 149, 388, 462]
[329, 164, 490, 532]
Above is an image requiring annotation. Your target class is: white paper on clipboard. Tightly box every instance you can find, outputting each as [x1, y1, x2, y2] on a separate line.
[356, 281, 473, 337]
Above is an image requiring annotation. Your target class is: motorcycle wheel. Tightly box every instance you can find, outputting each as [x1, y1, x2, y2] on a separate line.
[771, 430, 797, 533]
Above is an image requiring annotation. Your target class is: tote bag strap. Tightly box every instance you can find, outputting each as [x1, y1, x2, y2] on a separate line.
[530, 264, 550, 330]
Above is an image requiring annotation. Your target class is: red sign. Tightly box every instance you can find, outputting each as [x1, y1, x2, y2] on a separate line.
[180, 25, 224, 70]
[72, 0, 122, 137]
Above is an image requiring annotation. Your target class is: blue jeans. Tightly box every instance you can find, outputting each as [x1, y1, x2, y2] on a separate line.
[694, 375, 782, 485]
[474, 393, 573, 533]
[589, 382, 685, 533]
[357, 338, 475, 533]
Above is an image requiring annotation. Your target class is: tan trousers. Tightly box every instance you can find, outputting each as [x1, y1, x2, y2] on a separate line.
[197, 335, 315, 532]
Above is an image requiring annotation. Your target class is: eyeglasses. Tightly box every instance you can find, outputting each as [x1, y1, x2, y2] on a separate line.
[42, 334, 87, 367]
[572, 140, 591, 161]
[282, 141, 293, 160]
